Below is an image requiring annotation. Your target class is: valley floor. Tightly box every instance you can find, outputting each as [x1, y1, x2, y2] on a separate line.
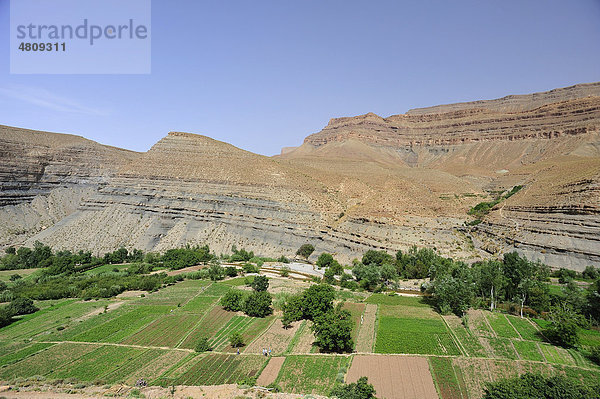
[0, 275, 598, 399]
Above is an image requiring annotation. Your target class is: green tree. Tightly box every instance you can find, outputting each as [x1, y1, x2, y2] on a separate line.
[208, 260, 224, 281]
[243, 291, 273, 317]
[362, 250, 393, 267]
[220, 290, 245, 311]
[330, 376, 376, 399]
[543, 305, 583, 348]
[195, 337, 212, 352]
[0, 307, 14, 328]
[296, 244, 315, 259]
[7, 297, 38, 316]
[282, 294, 304, 328]
[475, 260, 506, 312]
[229, 332, 244, 348]
[312, 308, 354, 353]
[316, 253, 334, 268]
[302, 284, 335, 320]
[251, 275, 269, 292]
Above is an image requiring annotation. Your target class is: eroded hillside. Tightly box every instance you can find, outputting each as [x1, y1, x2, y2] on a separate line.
[2, 83, 599, 268]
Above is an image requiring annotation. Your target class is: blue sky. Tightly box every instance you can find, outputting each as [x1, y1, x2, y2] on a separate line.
[0, 0, 599, 155]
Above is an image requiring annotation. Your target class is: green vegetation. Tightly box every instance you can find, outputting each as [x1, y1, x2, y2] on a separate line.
[276, 355, 350, 395]
[429, 357, 468, 399]
[468, 185, 522, 218]
[330, 376, 376, 399]
[482, 372, 599, 399]
[296, 244, 315, 259]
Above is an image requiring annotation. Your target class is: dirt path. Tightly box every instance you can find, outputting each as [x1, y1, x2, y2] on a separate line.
[356, 304, 377, 353]
[346, 355, 438, 399]
[256, 356, 286, 386]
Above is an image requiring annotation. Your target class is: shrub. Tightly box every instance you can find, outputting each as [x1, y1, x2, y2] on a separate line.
[230, 332, 244, 347]
[243, 263, 259, 274]
[280, 266, 290, 277]
[296, 244, 315, 259]
[251, 275, 269, 292]
[330, 376, 376, 399]
[221, 290, 245, 312]
[243, 291, 272, 317]
[195, 337, 212, 352]
[225, 266, 238, 277]
[8, 297, 38, 316]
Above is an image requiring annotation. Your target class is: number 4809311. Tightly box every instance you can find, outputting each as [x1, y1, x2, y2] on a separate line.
[18, 42, 66, 51]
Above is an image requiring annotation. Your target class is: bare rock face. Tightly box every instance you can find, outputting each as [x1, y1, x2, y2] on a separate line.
[0, 125, 138, 205]
[0, 125, 138, 246]
[3, 83, 600, 269]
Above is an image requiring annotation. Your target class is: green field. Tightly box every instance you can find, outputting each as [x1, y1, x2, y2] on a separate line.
[375, 316, 460, 355]
[485, 313, 520, 339]
[275, 355, 349, 395]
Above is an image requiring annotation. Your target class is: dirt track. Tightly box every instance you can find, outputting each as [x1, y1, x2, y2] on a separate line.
[256, 356, 286, 386]
[346, 355, 438, 399]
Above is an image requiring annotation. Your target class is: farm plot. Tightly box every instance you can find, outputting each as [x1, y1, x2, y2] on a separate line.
[375, 316, 460, 355]
[0, 342, 53, 367]
[49, 345, 143, 381]
[122, 314, 200, 347]
[172, 354, 266, 386]
[355, 304, 377, 353]
[0, 343, 99, 380]
[347, 355, 438, 399]
[209, 316, 255, 350]
[124, 349, 189, 385]
[465, 309, 495, 338]
[237, 316, 274, 351]
[485, 313, 520, 339]
[487, 337, 518, 359]
[288, 320, 317, 354]
[182, 295, 218, 314]
[429, 356, 468, 399]
[202, 283, 233, 297]
[366, 293, 430, 307]
[101, 348, 167, 383]
[512, 340, 544, 362]
[246, 318, 300, 355]
[539, 344, 575, 365]
[275, 355, 350, 396]
[178, 306, 234, 349]
[342, 302, 366, 349]
[443, 315, 488, 357]
[0, 299, 110, 341]
[134, 279, 209, 306]
[453, 357, 554, 399]
[70, 306, 168, 343]
[505, 315, 543, 341]
[256, 356, 285, 386]
[579, 327, 600, 347]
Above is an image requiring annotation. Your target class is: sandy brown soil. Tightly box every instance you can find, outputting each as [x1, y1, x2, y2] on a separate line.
[355, 304, 377, 353]
[256, 356, 286, 386]
[346, 355, 438, 399]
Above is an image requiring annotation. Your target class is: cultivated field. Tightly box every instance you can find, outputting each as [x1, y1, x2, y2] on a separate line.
[347, 355, 438, 399]
[0, 276, 598, 399]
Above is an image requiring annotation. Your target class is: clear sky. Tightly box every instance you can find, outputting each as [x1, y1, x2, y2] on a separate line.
[0, 0, 599, 155]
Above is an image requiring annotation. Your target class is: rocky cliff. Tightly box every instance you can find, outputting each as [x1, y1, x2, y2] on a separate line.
[0, 125, 138, 246]
[2, 83, 600, 268]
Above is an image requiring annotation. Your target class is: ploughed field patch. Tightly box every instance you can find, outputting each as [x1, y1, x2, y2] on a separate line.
[347, 355, 438, 399]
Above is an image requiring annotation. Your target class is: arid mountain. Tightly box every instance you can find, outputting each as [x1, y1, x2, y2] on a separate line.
[0, 125, 138, 247]
[1, 83, 599, 269]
